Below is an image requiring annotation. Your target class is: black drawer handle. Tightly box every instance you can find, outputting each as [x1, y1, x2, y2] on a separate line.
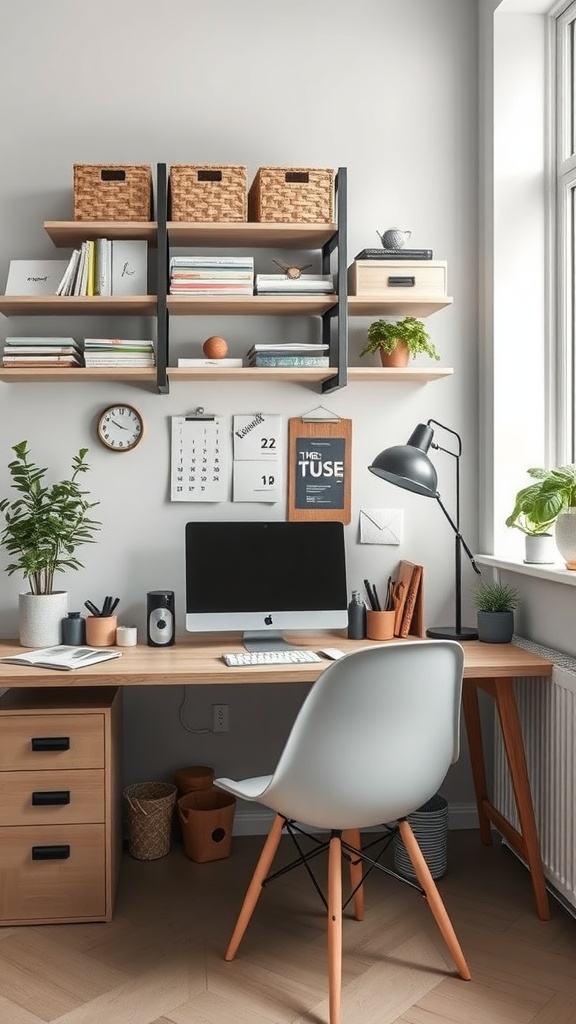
[31, 737, 70, 752]
[387, 276, 416, 287]
[31, 845, 70, 861]
[32, 790, 70, 806]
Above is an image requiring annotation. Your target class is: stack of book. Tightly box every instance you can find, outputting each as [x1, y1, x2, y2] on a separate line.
[2, 337, 83, 368]
[246, 343, 330, 367]
[83, 339, 156, 368]
[255, 274, 335, 294]
[56, 240, 148, 296]
[169, 256, 254, 295]
[354, 247, 433, 261]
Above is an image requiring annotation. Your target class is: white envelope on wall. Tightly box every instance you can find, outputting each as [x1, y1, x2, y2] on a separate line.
[359, 508, 404, 545]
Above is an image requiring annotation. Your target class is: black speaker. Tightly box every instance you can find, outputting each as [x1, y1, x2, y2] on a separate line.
[147, 590, 175, 647]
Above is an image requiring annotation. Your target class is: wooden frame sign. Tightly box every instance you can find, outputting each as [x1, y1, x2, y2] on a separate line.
[287, 415, 352, 523]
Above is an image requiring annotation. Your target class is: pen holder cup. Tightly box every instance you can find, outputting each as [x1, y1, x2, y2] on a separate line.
[366, 610, 396, 641]
[85, 615, 117, 647]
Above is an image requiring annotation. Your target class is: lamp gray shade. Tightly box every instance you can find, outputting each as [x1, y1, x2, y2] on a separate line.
[368, 424, 439, 498]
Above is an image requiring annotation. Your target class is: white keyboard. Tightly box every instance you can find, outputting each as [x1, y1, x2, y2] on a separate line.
[222, 649, 323, 667]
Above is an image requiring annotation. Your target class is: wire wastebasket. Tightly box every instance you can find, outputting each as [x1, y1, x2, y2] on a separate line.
[124, 782, 177, 860]
[393, 794, 449, 880]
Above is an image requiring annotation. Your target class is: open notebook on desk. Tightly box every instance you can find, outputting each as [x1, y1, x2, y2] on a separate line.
[0, 646, 122, 671]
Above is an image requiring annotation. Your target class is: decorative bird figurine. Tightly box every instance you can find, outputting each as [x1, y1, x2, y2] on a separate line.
[272, 258, 313, 280]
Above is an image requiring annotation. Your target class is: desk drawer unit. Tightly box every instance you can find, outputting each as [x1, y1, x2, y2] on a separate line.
[0, 687, 121, 926]
[347, 260, 448, 298]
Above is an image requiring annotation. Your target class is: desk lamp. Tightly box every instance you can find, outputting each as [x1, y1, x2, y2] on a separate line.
[368, 419, 481, 641]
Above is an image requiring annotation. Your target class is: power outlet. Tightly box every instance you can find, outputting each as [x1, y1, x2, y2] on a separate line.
[212, 703, 229, 733]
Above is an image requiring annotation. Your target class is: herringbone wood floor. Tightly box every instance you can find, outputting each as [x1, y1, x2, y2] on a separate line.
[1, 829, 576, 1024]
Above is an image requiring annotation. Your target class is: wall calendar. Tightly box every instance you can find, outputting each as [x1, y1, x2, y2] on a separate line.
[170, 413, 228, 502]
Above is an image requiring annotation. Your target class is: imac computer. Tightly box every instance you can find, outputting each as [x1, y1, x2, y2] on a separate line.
[185, 520, 348, 651]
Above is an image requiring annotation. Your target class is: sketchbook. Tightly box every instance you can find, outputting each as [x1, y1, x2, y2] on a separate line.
[0, 645, 122, 670]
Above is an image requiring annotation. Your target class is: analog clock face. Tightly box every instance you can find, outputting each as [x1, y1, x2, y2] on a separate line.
[97, 404, 144, 452]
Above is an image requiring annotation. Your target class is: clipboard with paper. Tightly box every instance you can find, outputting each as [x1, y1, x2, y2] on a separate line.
[287, 407, 352, 523]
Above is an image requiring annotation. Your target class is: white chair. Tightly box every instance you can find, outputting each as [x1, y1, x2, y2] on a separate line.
[216, 640, 471, 1024]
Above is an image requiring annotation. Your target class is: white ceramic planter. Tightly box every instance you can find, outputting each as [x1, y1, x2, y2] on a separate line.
[524, 533, 557, 564]
[18, 591, 68, 648]
[555, 508, 576, 570]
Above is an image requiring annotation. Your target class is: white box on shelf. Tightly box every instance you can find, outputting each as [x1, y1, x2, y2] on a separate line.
[111, 240, 148, 295]
[347, 260, 447, 298]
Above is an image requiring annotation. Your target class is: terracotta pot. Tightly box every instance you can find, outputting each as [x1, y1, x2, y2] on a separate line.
[379, 341, 410, 367]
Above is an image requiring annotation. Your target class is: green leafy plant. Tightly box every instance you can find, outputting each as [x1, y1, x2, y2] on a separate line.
[359, 316, 440, 360]
[472, 580, 520, 613]
[0, 441, 100, 595]
[505, 465, 576, 535]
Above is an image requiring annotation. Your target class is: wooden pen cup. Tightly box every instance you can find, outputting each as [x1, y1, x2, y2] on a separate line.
[366, 610, 396, 641]
[85, 615, 117, 647]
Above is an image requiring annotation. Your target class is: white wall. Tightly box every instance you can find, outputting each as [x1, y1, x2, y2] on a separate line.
[0, 0, 480, 814]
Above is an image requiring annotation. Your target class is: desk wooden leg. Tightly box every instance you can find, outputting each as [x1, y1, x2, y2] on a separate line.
[462, 682, 492, 845]
[494, 680, 550, 921]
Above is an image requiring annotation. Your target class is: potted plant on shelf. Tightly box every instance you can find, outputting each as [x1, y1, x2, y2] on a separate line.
[359, 316, 440, 368]
[472, 580, 520, 644]
[506, 465, 576, 567]
[0, 441, 100, 647]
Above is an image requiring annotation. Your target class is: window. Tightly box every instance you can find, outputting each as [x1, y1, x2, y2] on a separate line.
[556, 2, 576, 461]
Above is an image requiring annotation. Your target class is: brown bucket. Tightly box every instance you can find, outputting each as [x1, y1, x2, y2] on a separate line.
[178, 788, 236, 863]
[124, 782, 177, 860]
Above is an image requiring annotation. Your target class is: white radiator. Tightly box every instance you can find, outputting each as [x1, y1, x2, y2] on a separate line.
[494, 638, 576, 912]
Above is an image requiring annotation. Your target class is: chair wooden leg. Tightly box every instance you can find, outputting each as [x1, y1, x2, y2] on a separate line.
[343, 828, 364, 921]
[225, 813, 284, 961]
[327, 834, 343, 1024]
[398, 819, 471, 981]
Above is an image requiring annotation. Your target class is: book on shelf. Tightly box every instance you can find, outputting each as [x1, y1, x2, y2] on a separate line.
[56, 249, 81, 295]
[255, 274, 335, 294]
[3, 345, 81, 356]
[169, 283, 253, 294]
[247, 343, 329, 355]
[84, 339, 154, 352]
[84, 354, 155, 366]
[392, 560, 424, 638]
[95, 238, 111, 296]
[177, 357, 243, 367]
[5, 336, 79, 348]
[4, 260, 70, 296]
[2, 355, 83, 367]
[354, 248, 434, 261]
[170, 255, 254, 268]
[111, 240, 148, 296]
[0, 645, 122, 670]
[249, 355, 330, 367]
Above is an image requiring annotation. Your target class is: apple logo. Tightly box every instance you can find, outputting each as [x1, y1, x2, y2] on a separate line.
[264, 614, 273, 625]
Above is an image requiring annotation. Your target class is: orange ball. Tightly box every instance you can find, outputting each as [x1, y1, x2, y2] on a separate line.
[203, 335, 229, 359]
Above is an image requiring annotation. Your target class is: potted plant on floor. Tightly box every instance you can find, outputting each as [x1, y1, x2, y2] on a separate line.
[359, 316, 440, 367]
[506, 465, 576, 566]
[472, 580, 520, 643]
[0, 441, 100, 647]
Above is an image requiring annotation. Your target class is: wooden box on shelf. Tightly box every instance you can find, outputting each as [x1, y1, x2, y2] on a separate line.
[348, 260, 448, 298]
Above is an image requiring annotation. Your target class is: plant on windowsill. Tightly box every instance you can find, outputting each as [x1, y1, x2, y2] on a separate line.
[0, 441, 100, 647]
[505, 465, 576, 566]
[471, 580, 520, 644]
[359, 316, 440, 368]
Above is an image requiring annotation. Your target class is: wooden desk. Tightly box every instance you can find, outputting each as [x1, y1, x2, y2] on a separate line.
[0, 635, 553, 920]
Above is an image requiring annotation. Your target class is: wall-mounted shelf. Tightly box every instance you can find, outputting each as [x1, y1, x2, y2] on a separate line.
[0, 296, 156, 317]
[348, 296, 453, 317]
[44, 221, 158, 246]
[0, 366, 157, 383]
[166, 295, 337, 316]
[347, 366, 453, 382]
[167, 222, 337, 249]
[167, 366, 338, 384]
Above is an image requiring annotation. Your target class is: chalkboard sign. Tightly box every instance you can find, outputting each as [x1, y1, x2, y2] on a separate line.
[287, 415, 352, 523]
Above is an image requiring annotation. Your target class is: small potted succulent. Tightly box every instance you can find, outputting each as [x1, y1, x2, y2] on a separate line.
[0, 441, 100, 646]
[359, 316, 440, 367]
[472, 580, 520, 644]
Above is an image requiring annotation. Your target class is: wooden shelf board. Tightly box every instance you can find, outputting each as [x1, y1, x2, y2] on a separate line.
[0, 296, 157, 317]
[348, 295, 453, 316]
[167, 366, 338, 384]
[347, 366, 454, 382]
[0, 367, 157, 383]
[44, 221, 158, 246]
[167, 222, 337, 248]
[167, 295, 337, 316]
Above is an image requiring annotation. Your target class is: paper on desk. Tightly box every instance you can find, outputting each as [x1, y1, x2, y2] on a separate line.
[359, 508, 404, 545]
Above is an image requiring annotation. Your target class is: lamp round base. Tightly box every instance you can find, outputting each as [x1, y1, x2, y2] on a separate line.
[426, 625, 479, 641]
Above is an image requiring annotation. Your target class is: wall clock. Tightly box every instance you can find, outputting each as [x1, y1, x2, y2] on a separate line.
[96, 404, 144, 452]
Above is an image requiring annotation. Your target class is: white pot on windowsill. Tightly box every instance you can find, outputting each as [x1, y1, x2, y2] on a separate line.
[555, 508, 576, 570]
[524, 533, 557, 565]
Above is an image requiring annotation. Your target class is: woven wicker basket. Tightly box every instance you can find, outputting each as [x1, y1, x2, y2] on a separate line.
[73, 164, 153, 221]
[169, 164, 247, 222]
[124, 781, 177, 860]
[248, 166, 334, 223]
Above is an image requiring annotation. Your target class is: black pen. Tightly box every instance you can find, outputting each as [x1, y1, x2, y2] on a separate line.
[372, 584, 382, 611]
[363, 579, 376, 611]
[85, 600, 100, 617]
[108, 597, 120, 615]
